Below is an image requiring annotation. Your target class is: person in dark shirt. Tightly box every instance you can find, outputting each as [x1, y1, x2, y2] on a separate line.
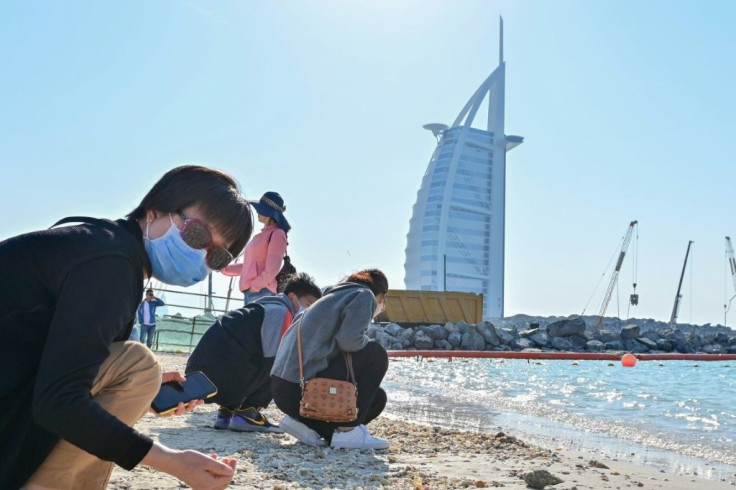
[0, 165, 252, 490]
[186, 272, 321, 433]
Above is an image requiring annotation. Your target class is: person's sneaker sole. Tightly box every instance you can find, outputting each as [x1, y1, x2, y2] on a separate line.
[213, 415, 232, 430]
[330, 425, 390, 450]
[331, 440, 390, 450]
[280, 416, 327, 446]
[229, 415, 284, 433]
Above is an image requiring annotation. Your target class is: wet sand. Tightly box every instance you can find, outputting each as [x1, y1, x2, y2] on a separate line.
[108, 353, 734, 489]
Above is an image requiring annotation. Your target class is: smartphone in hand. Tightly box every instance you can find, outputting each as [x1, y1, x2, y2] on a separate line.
[151, 371, 217, 415]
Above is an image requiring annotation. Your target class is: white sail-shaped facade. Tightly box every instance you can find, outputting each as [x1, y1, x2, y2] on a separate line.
[404, 20, 522, 318]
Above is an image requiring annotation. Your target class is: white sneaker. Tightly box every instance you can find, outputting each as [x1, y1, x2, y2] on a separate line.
[330, 424, 390, 450]
[279, 415, 327, 447]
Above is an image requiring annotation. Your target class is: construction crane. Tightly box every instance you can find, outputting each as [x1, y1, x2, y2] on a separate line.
[593, 220, 638, 332]
[725, 236, 736, 326]
[670, 240, 693, 328]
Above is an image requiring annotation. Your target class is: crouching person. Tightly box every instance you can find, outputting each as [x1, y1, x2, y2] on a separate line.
[186, 273, 321, 432]
[271, 269, 390, 450]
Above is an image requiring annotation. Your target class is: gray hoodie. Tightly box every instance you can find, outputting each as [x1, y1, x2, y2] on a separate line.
[254, 293, 299, 357]
[270, 282, 375, 383]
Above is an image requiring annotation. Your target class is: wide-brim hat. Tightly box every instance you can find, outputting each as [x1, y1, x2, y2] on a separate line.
[251, 191, 291, 232]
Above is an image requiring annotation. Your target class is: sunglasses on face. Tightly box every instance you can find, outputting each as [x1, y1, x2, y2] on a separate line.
[178, 213, 234, 270]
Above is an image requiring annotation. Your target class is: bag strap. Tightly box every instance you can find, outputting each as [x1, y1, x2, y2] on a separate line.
[297, 316, 306, 390]
[296, 311, 356, 391]
[51, 216, 108, 229]
[344, 352, 356, 385]
[267, 228, 289, 256]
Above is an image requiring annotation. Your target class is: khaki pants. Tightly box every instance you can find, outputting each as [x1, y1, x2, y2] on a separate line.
[26, 341, 161, 490]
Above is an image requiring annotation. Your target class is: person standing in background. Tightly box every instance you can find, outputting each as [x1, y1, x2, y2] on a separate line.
[222, 191, 290, 304]
[137, 289, 165, 349]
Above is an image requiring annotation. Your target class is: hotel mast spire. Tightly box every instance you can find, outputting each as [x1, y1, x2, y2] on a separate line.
[499, 16, 504, 64]
[404, 19, 523, 318]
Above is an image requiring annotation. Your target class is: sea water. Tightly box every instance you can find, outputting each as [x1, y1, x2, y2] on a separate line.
[384, 357, 736, 482]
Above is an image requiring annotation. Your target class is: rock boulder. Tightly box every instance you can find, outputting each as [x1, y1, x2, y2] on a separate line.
[620, 324, 640, 340]
[461, 327, 486, 350]
[546, 318, 586, 337]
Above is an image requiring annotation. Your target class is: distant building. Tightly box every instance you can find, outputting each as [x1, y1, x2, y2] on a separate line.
[403, 18, 523, 318]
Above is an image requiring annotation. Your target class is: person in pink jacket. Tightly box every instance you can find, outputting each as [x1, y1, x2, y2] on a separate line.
[222, 191, 290, 303]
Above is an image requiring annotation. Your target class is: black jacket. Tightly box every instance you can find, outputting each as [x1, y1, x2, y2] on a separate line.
[0, 217, 153, 488]
[186, 294, 297, 408]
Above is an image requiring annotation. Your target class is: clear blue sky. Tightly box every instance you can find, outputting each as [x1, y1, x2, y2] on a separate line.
[2, 1, 735, 326]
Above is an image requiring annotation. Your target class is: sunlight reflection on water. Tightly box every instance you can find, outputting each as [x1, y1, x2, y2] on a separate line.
[383, 357, 736, 482]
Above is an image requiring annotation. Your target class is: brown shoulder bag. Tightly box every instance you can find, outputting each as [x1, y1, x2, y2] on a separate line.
[297, 317, 358, 423]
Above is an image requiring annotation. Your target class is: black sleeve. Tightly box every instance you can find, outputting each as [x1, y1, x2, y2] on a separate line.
[31, 256, 153, 469]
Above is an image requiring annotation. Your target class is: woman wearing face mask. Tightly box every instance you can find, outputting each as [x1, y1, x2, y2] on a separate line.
[270, 269, 390, 450]
[0, 166, 252, 490]
[221, 191, 290, 303]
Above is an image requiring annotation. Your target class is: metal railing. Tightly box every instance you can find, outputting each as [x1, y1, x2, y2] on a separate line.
[143, 288, 243, 354]
[152, 316, 205, 354]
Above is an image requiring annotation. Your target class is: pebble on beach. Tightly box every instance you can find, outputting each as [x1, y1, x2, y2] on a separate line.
[522, 469, 563, 489]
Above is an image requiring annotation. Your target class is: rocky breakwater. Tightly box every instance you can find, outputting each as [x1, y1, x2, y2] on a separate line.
[367, 315, 736, 354]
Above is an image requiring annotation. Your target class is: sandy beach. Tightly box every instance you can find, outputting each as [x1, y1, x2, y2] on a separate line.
[108, 353, 734, 489]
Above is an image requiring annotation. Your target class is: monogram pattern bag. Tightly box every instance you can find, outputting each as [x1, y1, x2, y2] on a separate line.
[297, 316, 358, 423]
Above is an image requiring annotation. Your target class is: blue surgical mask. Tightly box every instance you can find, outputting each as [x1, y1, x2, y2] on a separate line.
[144, 215, 209, 287]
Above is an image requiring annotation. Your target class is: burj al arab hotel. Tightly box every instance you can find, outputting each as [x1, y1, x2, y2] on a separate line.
[404, 19, 523, 319]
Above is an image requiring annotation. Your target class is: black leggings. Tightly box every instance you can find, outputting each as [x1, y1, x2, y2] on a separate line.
[271, 341, 388, 443]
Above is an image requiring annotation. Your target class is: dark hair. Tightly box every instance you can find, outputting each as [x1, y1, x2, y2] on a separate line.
[345, 269, 388, 297]
[283, 272, 322, 300]
[127, 165, 253, 257]
[146, 289, 154, 294]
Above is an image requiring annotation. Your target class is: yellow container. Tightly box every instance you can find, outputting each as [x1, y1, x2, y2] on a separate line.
[379, 290, 483, 325]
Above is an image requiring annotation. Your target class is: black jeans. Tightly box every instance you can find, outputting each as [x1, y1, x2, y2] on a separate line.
[271, 341, 388, 443]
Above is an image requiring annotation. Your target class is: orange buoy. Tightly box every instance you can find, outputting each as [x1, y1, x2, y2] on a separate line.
[621, 353, 637, 367]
